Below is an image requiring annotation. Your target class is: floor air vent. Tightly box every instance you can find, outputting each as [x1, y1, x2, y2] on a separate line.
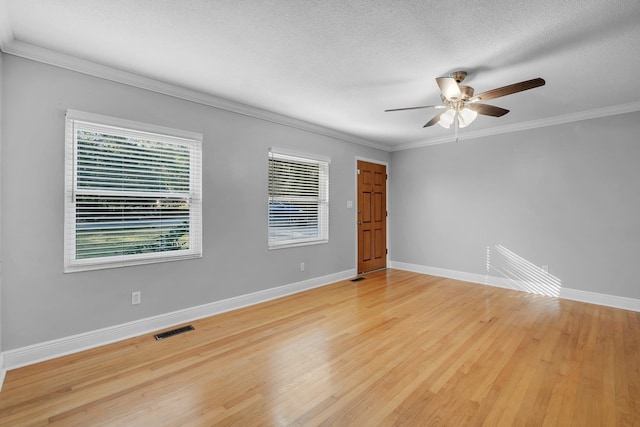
[154, 325, 194, 340]
[351, 277, 366, 282]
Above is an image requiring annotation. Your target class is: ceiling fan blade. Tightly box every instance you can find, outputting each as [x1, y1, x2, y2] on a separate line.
[385, 105, 441, 112]
[472, 78, 545, 102]
[436, 77, 462, 100]
[469, 103, 510, 117]
[424, 112, 444, 128]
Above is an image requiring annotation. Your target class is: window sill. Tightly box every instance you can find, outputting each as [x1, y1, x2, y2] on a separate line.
[268, 239, 329, 250]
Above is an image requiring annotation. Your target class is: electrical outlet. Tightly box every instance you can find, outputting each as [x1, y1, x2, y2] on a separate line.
[131, 291, 141, 305]
[300, 262, 305, 272]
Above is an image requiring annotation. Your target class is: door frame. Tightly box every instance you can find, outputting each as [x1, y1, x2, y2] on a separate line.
[354, 156, 390, 274]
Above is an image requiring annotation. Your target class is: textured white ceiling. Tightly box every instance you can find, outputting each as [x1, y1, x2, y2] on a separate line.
[2, 0, 640, 149]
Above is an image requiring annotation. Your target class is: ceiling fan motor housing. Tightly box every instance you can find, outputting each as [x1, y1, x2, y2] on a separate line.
[451, 70, 467, 83]
[459, 85, 474, 100]
[442, 85, 474, 111]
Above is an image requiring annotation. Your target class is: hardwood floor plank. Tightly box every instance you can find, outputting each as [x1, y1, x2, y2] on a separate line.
[613, 309, 639, 426]
[1, 269, 639, 426]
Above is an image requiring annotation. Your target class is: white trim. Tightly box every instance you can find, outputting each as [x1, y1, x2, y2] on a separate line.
[1, 39, 387, 151]
[1, 38, 639, 153]
[269, 147, 331, 164]
[268, 149, 330, 249]
[559, 288, 640, 312]
[64, 111, 203, 272]
[3, 38, 640, 153]
[2, 268, 356, 370]
[390, 262, 491, 287]
[391, 101, 640, 151]
[0, 353, 6, 392]
[390, 261, 640, 312]
[66, 109, 204, 142]
[268, 239, 329, 251]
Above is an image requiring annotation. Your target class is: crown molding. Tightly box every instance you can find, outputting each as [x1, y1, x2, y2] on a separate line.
[391, 101, 640, 151]
[3, 35, 640, 154]
[1, 38, 389, 151]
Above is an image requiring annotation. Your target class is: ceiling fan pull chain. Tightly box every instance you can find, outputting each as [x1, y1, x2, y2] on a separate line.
[454, 114, 459, 142]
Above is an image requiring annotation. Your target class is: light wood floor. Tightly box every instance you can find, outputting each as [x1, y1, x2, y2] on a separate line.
[1, 269, 639, 426]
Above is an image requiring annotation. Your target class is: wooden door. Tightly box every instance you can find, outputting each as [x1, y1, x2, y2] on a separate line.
[357, 161, 387, 274]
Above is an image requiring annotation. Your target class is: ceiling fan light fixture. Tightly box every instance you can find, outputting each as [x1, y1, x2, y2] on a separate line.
[458, 107, 478, 128]
[438, 108, 455, 128]
[385, 71, 545, 133]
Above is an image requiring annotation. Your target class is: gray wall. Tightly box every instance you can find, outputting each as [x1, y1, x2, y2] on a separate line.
[390, 112, 640, 300]
[0, 52, 3, 360]
[0, 55, 389, 350]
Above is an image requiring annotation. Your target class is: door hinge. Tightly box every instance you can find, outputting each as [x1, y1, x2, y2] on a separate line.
[357, 169, 360, 175]
[386, 249, 388, 254]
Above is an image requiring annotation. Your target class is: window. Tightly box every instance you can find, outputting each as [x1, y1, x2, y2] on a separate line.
[268, 148, 329, 249]
[64, 110, 202, 272]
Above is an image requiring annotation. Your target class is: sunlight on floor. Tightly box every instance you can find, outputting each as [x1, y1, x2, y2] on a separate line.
[486, 245, 562, 297]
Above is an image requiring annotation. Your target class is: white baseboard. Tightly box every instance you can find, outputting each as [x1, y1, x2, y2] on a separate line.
[390, 261, 640, 312]
[0, 353, 6, 392]
[3, 269, 356, 371]
[558, 287, 640, 312]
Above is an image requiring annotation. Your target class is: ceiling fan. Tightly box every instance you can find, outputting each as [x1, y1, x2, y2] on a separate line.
[385, 71, 545, 133]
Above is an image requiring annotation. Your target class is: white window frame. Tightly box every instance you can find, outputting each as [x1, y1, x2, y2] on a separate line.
[268, 148, 330, 249]
[64, 110, 203, 272]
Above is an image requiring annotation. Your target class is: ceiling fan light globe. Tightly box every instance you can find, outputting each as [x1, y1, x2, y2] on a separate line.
[458, 108, 478, 128]
[438, 109, 455, 128]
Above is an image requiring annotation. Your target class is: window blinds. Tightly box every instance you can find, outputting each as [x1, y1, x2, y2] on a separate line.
[64, 110, 202, 272]
[268, 148, 329, 248]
